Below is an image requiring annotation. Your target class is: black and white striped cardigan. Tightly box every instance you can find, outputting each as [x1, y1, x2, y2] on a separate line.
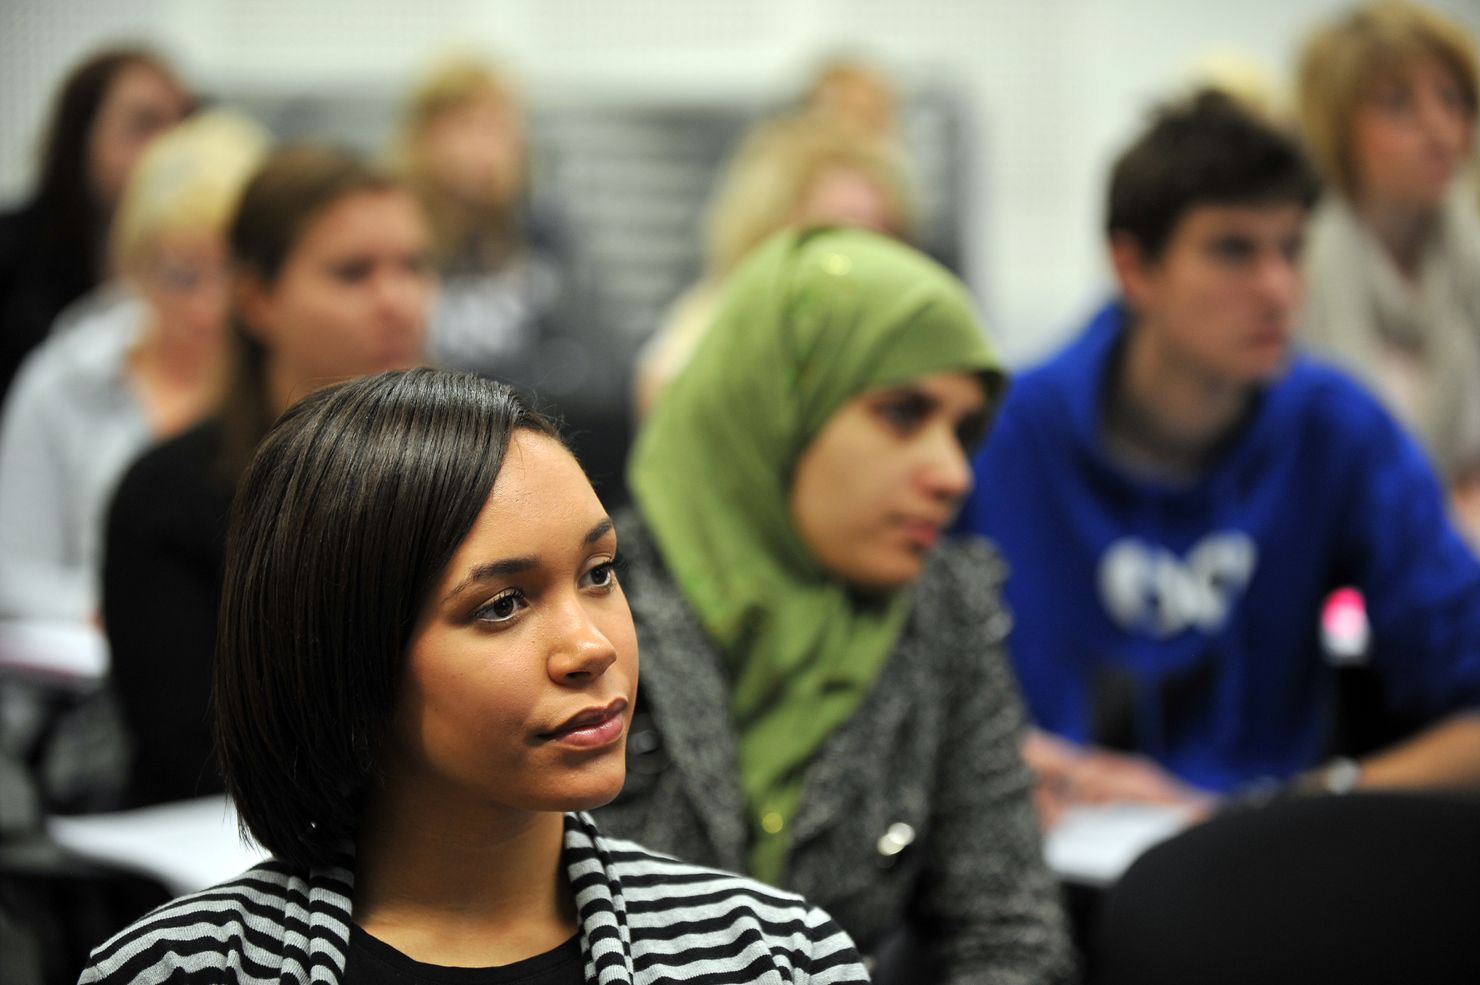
[80, 812, 869, 984]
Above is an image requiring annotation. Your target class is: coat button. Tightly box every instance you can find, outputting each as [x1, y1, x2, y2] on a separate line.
[761, 812, 785, 835]
[876, 822, 915, 857]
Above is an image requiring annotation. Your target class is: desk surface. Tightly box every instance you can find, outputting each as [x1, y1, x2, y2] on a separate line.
[0, 620, 108, 686]
[47, 797, 269, 896]
[1044, 802, 1192, 887]
[49, 796, 1190, 896]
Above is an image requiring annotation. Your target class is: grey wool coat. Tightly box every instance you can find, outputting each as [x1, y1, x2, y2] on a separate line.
[595, 513, 1075, 985]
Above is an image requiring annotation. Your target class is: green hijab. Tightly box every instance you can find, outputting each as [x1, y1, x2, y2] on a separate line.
[628, 227, 1001, 884]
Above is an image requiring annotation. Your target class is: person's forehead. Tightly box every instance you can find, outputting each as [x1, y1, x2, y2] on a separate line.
[1174, 201, 1308, 239]
[440, 434, 603, 577]
[484, 432, 594, 516]
[1365, 51, 1464, 91]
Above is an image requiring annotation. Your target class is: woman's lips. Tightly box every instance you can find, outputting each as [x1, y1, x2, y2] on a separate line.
[898, 517, 942, 550]
[542, 698, 627, 749]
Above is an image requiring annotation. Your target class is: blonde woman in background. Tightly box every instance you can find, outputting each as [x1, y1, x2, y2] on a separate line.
[633, 113, 916, 420]
[1297, 0, 1480, 544]
[0, 110, 267, 626]
[395, 55, 568, 380]
[802, 55, 900, 138]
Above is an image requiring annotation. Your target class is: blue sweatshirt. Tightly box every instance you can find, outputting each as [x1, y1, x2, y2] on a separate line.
[959, 302, 1480, 792]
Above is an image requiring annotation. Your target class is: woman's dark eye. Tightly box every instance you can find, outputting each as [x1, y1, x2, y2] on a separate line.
[474, 589, 526, 624]
[331, 260, 372, 283]
[1373, 88, 1412, 115]
[955, 409, 990, 451]
[876, 396, 930, 433]
[583, 562, 618, 590]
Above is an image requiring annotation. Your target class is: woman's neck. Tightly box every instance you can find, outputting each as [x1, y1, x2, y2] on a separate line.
[1358, 197, 1438, 281]
[128, 318, 225, 436]
[353, 789, 576, 968]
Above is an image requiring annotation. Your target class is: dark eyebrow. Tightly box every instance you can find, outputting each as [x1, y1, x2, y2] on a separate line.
[585, 518, 615, 545]
[441, 518, 614, 603]
[443, 556, 538, 602]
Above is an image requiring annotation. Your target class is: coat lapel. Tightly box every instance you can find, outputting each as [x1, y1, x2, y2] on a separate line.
[623, 521, 750, 869]
[787, 610, 924, 855]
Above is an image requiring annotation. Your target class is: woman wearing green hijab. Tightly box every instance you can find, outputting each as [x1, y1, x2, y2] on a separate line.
[596, 227, 1073, 984]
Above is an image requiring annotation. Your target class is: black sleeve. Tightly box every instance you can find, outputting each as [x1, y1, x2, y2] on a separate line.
[102, 444, 227, 806]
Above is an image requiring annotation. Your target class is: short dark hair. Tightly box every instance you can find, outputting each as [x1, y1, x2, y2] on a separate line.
[214, 369, 560, 869]
[1106, 90, 1320, 260]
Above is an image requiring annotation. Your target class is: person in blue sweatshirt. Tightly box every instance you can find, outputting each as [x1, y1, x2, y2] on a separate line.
[959, 91, 1480, 819]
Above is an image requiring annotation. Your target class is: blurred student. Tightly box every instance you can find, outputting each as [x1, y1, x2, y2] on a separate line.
[103, 147, 434, 806]
[0, 110, 266, 626]
[1298, 0, 1480, 545]
[600, 228, 1074, 984]
[396, 56, 571, 380]
[633, 114, 914, 419]
[83, 369, 869, 984]
[0, 46, 191, 403]
[802, 55, 900, 138]
[396, 55, 636, 502]
[957, 93, 1480, 822]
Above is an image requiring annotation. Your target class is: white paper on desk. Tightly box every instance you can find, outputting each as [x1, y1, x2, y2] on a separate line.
[47, 796, 270, 896]
[1044, 802, 1192, 887]
[0, 620, 108, 683]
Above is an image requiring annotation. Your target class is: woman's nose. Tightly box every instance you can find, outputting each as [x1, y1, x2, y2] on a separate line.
[921, 426, 974, 501]
[547, 598, 618, 685]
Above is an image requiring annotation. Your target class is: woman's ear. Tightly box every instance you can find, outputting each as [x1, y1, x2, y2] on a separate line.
[234, 272, 275, 345]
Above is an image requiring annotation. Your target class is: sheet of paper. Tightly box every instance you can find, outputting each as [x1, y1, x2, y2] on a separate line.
[0, 620, 108, 684]
[1045, 802, 1193, 887]
[48, 796, 269, 895]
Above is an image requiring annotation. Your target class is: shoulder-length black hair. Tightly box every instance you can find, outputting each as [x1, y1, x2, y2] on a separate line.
[214, 369, 559, 869]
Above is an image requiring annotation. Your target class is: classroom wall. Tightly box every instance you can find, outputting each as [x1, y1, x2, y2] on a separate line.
[2, 0, 1476, 361]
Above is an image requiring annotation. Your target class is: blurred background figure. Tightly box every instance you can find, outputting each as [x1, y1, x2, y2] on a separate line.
[103, 146, 434, 808]
[0, 109, 267, 630]
[396, 53, 634, 504]
[396, 54, 568, 381]
[1177, 47, 1292, 124]
[1297, 0, 1480, 546]
[602, 228, 1074, 985]
[633, 112, 915, 419]
[801, 54, 901, 138]
[0, 45, 192, 405]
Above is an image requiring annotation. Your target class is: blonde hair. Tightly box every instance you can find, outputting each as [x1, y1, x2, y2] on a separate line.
[395, 54, 525, 264]
[111, 109, 269, 276]
[1180, 48, 1292, 126]
[1298, 0, 1478, 195]
[703, 113, 916, 278]
[803, 55, 899, 136]
[397, 55, 520, 160]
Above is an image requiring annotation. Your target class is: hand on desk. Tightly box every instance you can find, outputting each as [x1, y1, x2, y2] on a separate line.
[1022, 728, 1218, 830]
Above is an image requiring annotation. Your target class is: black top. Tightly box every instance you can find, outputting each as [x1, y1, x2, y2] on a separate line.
[346, 928, 583, 985]
[102, 418, 233, 806]
[0, 199, 102, 405]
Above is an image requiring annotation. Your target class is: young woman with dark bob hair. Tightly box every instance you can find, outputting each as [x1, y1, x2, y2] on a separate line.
[81, 368, 868, 985]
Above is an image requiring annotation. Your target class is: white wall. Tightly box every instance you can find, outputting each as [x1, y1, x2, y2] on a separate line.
[3, 0, 1477, 361]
